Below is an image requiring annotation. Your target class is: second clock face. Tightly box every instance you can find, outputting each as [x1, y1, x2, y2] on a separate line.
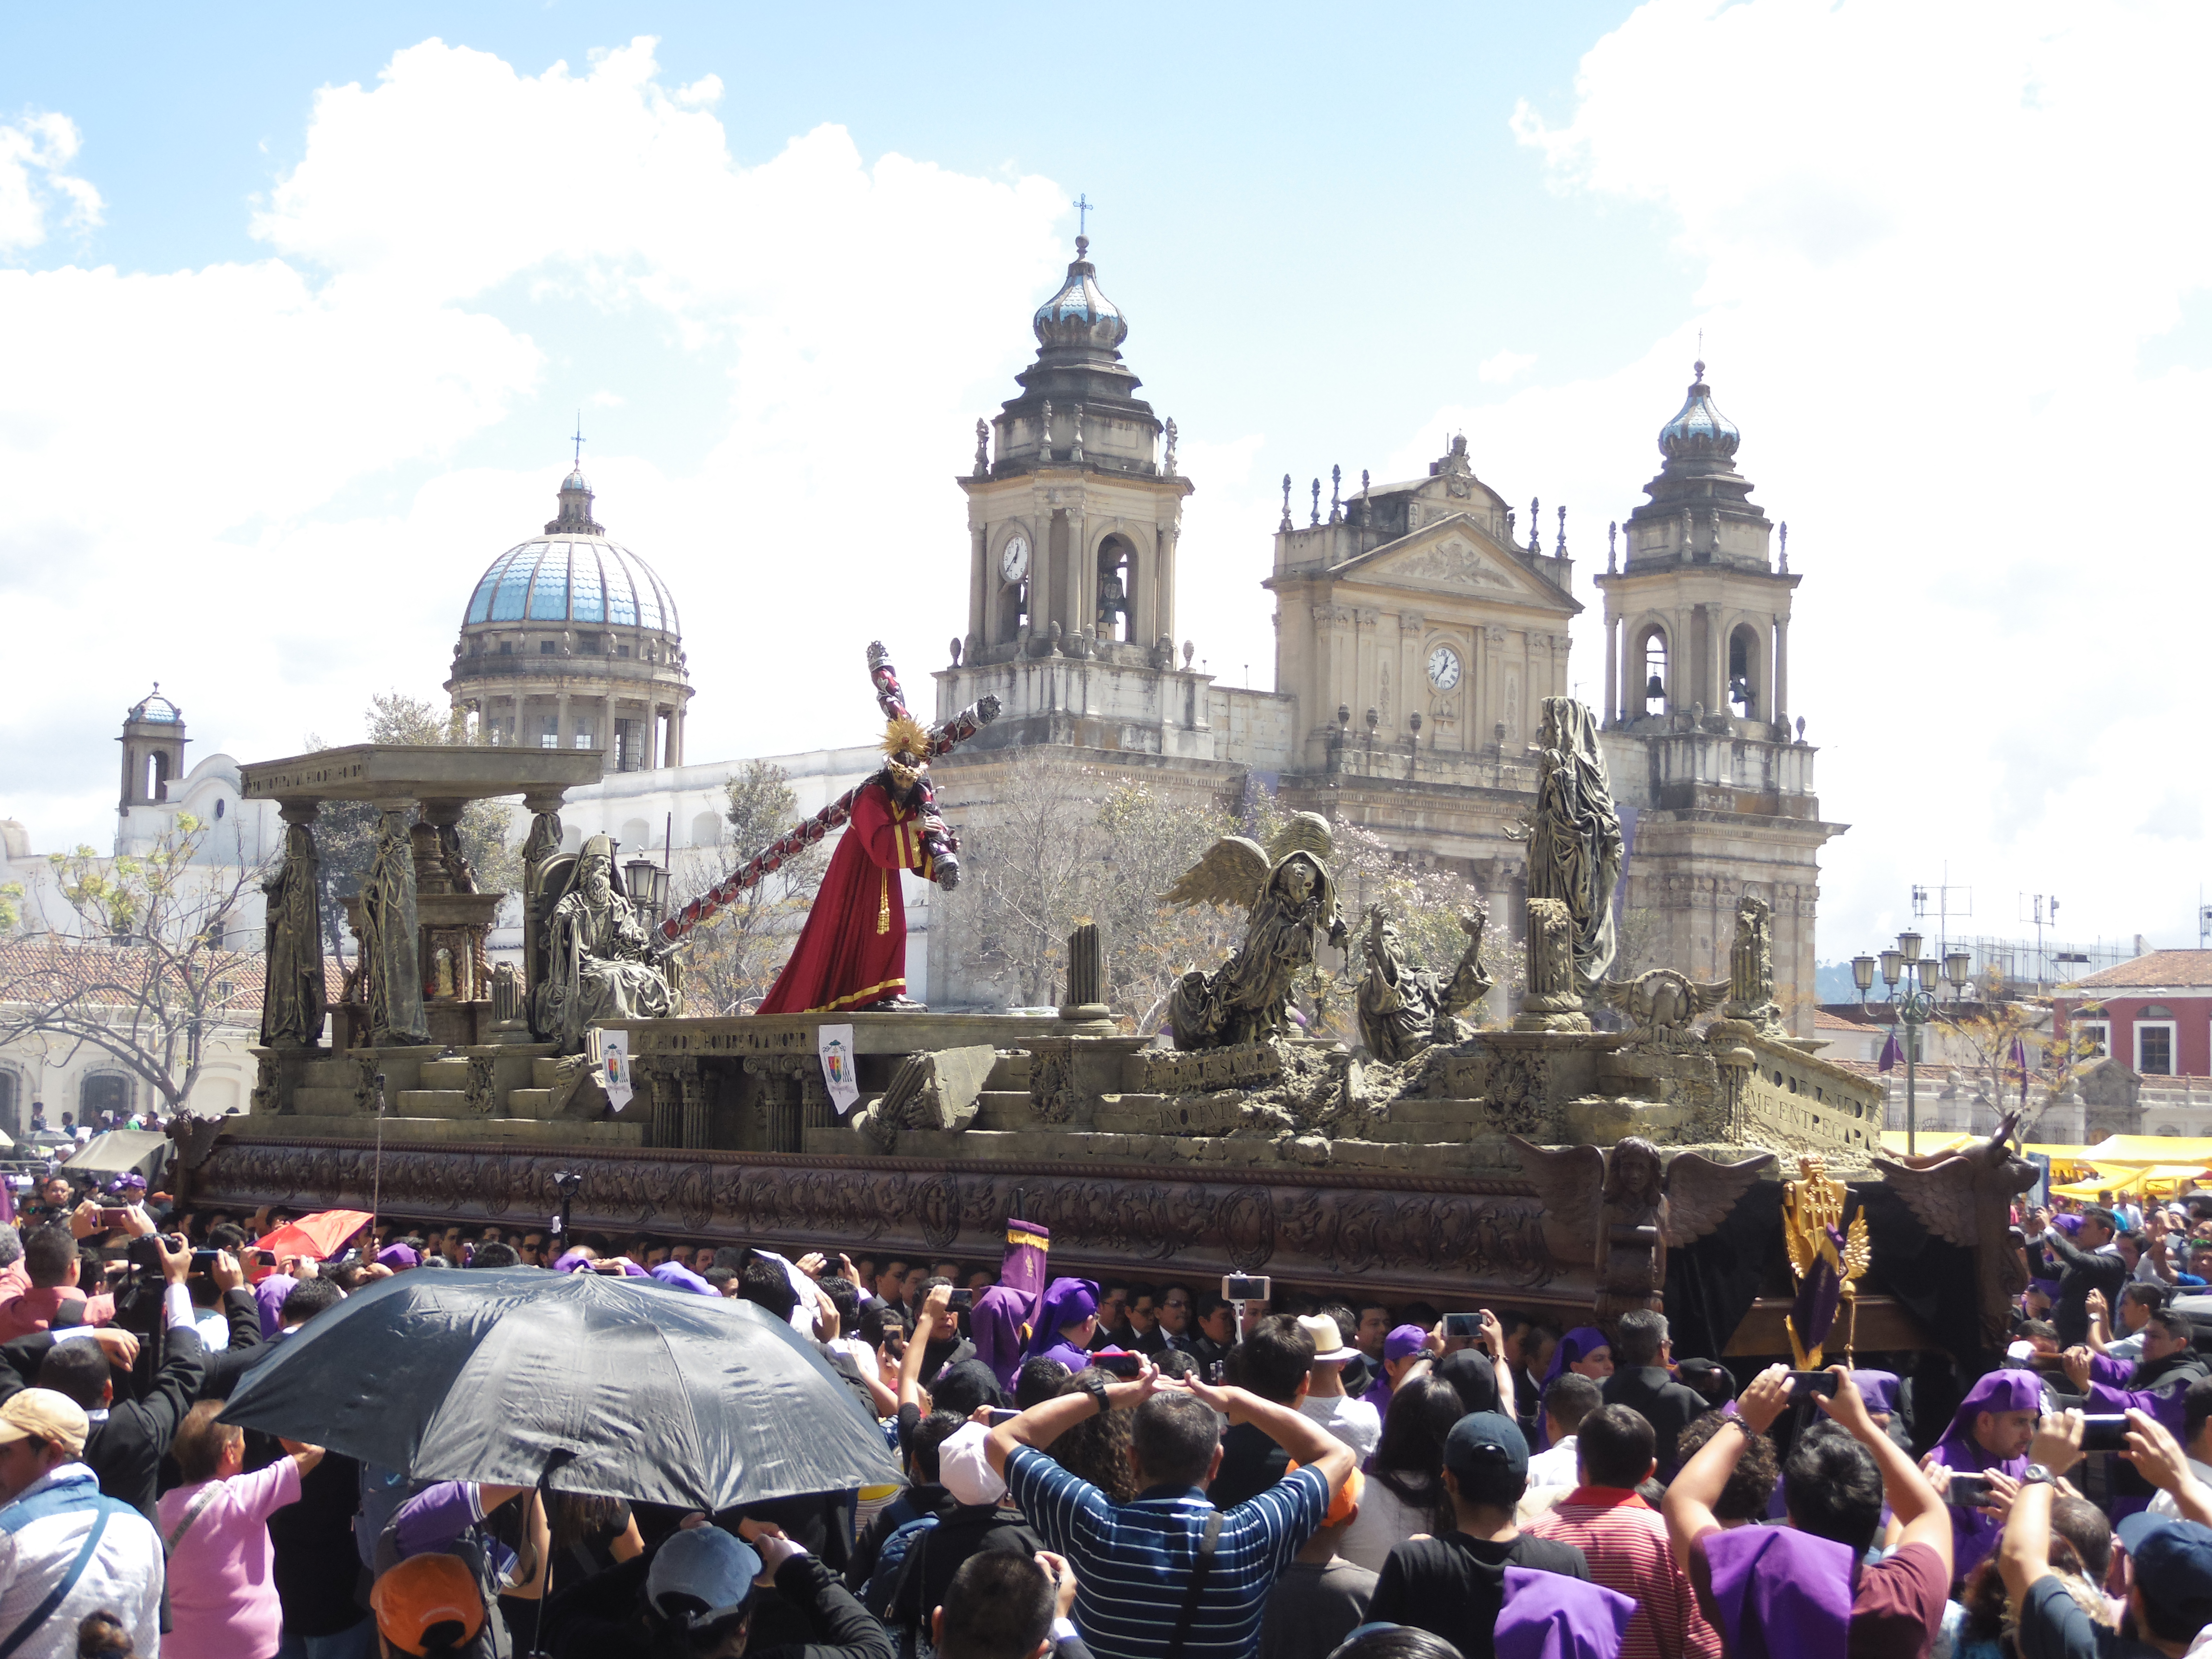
[1427, 644, 1462, 691]
[999, 534, 1031, 583]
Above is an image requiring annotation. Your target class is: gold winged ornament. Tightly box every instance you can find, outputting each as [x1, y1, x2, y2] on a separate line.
[1781, 1155, 1871, 1369]
[1161, 813, 1348, 1050]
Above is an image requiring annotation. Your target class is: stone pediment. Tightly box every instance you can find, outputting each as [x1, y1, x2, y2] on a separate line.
[1333, 517, 1579, 613]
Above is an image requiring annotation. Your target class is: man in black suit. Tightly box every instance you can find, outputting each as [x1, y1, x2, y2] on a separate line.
[1599, 1309, 1708, 1473]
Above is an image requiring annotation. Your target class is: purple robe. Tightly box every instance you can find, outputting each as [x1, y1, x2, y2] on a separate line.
[972, 1220, 1051, 1392]
[1496, 1564, 1637, 1659]
[649, 1261, 716, 1295]
[252, 1274, 299, 1339]
[1927, 1368, 2043, 1577]
[1700, 1524, 1853, 1659]
[1023, 1277, 1099, 1362]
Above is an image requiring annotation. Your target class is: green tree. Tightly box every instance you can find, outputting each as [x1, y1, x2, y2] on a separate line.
[306, 691, 520, 958]
[676, 761, 828, 1015]
[0, 813, 264, 1114]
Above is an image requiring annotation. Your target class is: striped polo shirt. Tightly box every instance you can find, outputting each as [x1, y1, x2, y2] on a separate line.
[1005, 1445, 1329, 1659]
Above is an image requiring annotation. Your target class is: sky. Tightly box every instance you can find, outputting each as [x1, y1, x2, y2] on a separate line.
[1, 0, 2208, 968]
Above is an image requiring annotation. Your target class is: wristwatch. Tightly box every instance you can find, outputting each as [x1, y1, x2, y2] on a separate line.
[2020, 1463, 2056, 1486]
[1078, 1374, 1111, 1417]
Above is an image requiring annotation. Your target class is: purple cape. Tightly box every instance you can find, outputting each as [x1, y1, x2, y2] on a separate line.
[649, 1261, 716, 1295]
[1023, 1277, 1099, 1361]
[1700, 1524, 1853, 1659]
[252, 1274, 299, 1339]
[1929, 1368, 2043, 1576]
[973, 1219, 1052, 1391]
[1495, 1564, 1637, 1659]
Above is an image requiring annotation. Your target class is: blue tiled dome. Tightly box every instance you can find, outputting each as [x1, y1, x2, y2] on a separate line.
[464, 536, 680, 635]
[1033, 237, 1128, 352]
[128, 685, 181, 723]
[1659, 361, 1740, 462]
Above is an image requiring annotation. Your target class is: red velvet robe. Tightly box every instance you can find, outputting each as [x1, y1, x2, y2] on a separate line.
[757, 780, 934, 1014]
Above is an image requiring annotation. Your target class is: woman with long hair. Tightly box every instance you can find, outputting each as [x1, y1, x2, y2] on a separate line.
[1338, 1376, 1467, 1572]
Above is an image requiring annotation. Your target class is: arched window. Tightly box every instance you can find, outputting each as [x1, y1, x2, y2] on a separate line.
[1728, 624, 1761, 716]
[1097, 536, 1137, 642]
[691, 812, 722, 849]
[82, 1073, 130, 1120]
[1637, 626, 1669, 716]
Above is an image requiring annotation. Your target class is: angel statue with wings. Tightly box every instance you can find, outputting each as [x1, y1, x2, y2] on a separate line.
[1160, 812, 1348, 1050]
[1511, 1134, 1775, 1323]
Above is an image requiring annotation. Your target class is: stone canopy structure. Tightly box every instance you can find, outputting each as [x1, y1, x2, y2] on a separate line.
[929, 241, 1843, 1029]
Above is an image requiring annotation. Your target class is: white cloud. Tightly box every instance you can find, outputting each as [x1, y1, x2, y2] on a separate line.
[0, 37, 1068, 849]
[0, 112, 102, 251]
[1443, 0, 2212, 956]
[1479, 349, 1536, 385]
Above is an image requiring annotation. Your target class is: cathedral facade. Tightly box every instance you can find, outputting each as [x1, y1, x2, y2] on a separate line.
[930, 240, 1842, 1032]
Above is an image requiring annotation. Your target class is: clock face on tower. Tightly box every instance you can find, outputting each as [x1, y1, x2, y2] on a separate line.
[1426, 644, 1462, 691]
[999, 534, 1031, 584]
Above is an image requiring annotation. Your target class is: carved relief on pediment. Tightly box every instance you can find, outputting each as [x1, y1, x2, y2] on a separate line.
[1388, 539, 1513, 590]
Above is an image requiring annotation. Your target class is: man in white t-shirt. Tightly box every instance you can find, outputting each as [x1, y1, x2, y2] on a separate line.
[1525, 1371, 1604, 1491]
[1297, 1315, 1382, 1463]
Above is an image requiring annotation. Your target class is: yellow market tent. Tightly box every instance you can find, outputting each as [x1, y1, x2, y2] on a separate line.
[2078, 1135, 2212, 1166]
[2050, 1165, 2212, 1202]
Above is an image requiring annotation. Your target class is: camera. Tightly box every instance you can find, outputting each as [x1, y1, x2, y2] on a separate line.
[1443, 1312, 1486, 1338]
[948, 1288, 973, 1312]
[2080, 1414, 2132, 1453]
[1221, 1274, 1271, 1303]
[1784, 1370, 1841, 1397]
[1946, 1473, 1995, 1508]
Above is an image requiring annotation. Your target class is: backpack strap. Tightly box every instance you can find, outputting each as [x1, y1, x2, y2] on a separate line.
[1165, 1512, 1223, 1659]
[0, 1500, 118, 1659]
[163, 1482, 226, 1557]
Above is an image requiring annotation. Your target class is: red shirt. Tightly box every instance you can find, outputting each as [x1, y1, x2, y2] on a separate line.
[1849, 1542, 1948, 1659]
[1529, 1487, 1722, 1659]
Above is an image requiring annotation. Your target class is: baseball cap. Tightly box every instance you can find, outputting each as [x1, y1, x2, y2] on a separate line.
[1298, 1314, 1358, 1365]
[648, 1526, 763, 1626]
[2116, 1513, 2212, 1634]
[939, 1420, 1010, 1506]
[1384, 1324, 1430, 1361]
[0, 1389, 88, 1458]
[1443, 1410, 1529, 1481]
[370, 1554, 487, 1657]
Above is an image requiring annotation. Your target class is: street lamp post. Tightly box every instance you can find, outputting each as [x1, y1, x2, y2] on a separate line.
[1862, 929, 1972, 1154]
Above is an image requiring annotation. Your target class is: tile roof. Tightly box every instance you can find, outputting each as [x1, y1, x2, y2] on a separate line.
[2067, 951, 2212, 991]
[0, 938, 344, 1018]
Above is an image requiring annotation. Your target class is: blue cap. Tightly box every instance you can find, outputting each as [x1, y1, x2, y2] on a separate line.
[2116, 1513, 2212, 1632]
[647, 1527, 762, 1625]
[1443, 1410, 1528, 1480]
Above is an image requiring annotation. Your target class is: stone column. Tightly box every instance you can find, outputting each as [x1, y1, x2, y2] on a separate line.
[667, 700, 685, 768]
[520, 790, 566, 1039]
[681, 1060, 709, 1149]
[1708, 607, 1728, 716]
[555, 690, 571, 753]
[1604, 615, 1619, 725]
[1155, 519, 1179, 647]
[1772, 613, 1790, 728]
[366, 803, 430, 1047]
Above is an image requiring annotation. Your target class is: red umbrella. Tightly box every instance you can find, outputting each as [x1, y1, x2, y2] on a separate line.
[256, 1209, 373, 1262]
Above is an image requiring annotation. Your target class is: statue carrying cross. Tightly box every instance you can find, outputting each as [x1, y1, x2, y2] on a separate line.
[654, 643, 1000, 1014]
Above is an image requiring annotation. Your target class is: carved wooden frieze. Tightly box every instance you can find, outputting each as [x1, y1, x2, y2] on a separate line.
[186, 1138, 1576, 1302]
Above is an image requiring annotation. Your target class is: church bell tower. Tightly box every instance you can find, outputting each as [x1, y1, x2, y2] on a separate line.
[118, 684, 188, 818]
[955, 236, 1192, 683]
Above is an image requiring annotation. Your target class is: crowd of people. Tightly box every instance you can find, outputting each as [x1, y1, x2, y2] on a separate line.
[2, 1170, 2212, 1659]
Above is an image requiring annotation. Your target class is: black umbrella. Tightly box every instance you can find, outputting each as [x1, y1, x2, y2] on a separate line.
[220, 1268, 901, 1511]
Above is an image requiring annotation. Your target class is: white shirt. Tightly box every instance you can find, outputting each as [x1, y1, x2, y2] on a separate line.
[1299, 1390, 1382, 1465]
[2149, 1455, 2212, 1520]
[0, 1464, 163, 1659]
[1526, 1434, 1581, 1490]
[194, 1307, 231, 1352]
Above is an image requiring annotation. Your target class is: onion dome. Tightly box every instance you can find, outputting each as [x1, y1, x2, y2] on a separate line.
[1659, 361, 1740, 462]
[127, 684, 181, 723]
[1033, 237, 1128, 352]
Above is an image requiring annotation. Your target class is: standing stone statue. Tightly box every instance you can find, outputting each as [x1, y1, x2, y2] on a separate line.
[1724, 893, 1782, 1029]
[974, 418, 991, 477]
[259, 814, 325, 1048]
[1355, 905, 1493, 1063]
[536, 834, 676, 1051]
[1522, 696, 1623, 1004]
[1163, 417, 1178, 476]
[361, 808, 429, 1046]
